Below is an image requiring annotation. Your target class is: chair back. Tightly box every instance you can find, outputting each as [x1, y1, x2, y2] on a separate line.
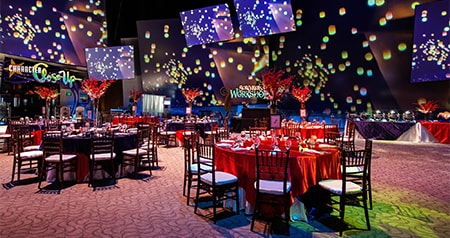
[60, 106, 71, 119]
[249, 126, 267, 138]
[76, 106, 85, 120]
[323, 123, 340, 144]
[282, 123, 300, 138]
[183, 122, 196, 132]
[215, 127, 229, 141]
[42, 130, 64, 160]
[90, 131, 115, 161]
[340, 142, 371, 192]
[183, 130, 198, 171]
[45, 118, 61, 131]
[196, 142, 215, 176]
[255, 148, 291, 194]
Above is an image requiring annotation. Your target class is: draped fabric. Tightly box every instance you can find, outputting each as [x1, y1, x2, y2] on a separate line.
[142, 94, 164, 116]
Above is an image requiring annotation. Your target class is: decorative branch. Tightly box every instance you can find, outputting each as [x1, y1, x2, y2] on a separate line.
[27, 86, 59, 102]
[291, 85, 312, 103]
[81, 77, 113, 100]
[181, 88, 201, 104]
[261, 69, 293, 104]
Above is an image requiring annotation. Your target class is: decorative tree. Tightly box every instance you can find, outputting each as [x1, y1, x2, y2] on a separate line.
[261, 69, 293, 113]
[81, 77, 113, 125]
[27, 86, 59, 119]
[415, 98, 440, 121]
[291, 85, 312, 121]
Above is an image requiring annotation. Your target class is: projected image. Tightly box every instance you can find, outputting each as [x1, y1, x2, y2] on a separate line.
[234, 0, 296, 38]
[411, 0, 450, 83]
[85, 45, 135, 80]
[180, 3, 235, 47]
[0, 0, 107, 66]
[137, 18, 269, 108]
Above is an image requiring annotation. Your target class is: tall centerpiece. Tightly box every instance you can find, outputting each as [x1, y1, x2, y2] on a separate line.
[81, 77, 113, 126]
[291, 85, 312, 121]
[261, 69, 293, 114]
[415, 98, 440, 121]
[181, 88, 201, 116]
[27, 86, 59, 120]
[129, 89, 143, 116]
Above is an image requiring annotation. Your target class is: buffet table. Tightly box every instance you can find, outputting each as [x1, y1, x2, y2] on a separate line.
[419, 121, 450, 144]
[353, 120, 416, 140]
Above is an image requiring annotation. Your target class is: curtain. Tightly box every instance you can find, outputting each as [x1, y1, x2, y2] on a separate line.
[142, 94, 164, 116]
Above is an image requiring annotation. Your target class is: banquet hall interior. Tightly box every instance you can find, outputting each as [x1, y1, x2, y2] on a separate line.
[0, 0, 449, 237]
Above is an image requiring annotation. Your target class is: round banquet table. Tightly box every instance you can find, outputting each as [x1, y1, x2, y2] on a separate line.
[214, 137, 340, 218]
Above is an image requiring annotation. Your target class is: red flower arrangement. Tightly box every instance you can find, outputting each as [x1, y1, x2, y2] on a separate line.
[27, 86, 59, 102]
[181, 88, 201, 104]
[291, 85, 312, 103]
[129, 89, 143, 103]
[415, 99, 440, 114]
[81, 77, 113, 100]
[261, 69, 293, 104]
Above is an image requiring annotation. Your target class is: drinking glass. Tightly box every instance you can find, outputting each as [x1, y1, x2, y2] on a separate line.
[285, 139, 292, 150]
[253, 136, 261, 149]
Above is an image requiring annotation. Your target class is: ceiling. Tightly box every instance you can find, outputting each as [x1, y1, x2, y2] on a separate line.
[106, 0, 236, 46]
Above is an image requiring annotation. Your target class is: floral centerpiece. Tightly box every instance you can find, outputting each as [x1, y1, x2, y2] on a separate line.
[291, 85, 312, 104]
[415, 99, 440, 121]
[291, 85, 312, 120]
[261, 69, 293, 113]
[129, 89, 143, 103]
[181, 88, 201, 106]
[27, 86, 60, 119]
[81, 77, 113, 124]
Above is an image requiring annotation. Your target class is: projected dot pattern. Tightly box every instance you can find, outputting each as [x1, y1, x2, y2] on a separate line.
[1, 0, 106, 66]
[180, 4, 234, 47]
[136, 0, 450, 114]
[234, 0, 296, 38]
[85, 46, 135, 80]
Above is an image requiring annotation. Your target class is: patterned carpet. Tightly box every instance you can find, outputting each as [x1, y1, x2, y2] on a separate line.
[1, 139, 449, 237]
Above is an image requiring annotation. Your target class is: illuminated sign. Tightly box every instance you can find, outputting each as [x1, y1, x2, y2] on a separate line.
[3, 58, 85, 88]
[229, 84, 266, 99]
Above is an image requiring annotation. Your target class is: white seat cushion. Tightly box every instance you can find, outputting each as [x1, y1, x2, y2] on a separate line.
[24, 145, 41, 151]
[189, 163, 213, 173]
[200, 171, 238, 186]
[318, 179, 362, 195]
[254, 179, 292, 195]
[90, 152, 116, 161]
[123, 148, 147, 156]
[17, 150, 43, 159]
[46, 154, 77, 162]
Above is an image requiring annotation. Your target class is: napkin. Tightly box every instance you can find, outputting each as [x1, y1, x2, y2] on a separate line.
[220, 139, 235, 143]
[303, 148, 323, 154]
[318, 144, 337, 149]
[231, 147, 252, 151]
[216, 143, 232, 148]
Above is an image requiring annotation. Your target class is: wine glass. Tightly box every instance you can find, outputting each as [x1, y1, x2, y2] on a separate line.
[253, 136, 261, 149]
[285, 139, 292, 150]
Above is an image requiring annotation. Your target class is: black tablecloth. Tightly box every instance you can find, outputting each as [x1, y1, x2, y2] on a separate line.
[353, 120, 416, 140]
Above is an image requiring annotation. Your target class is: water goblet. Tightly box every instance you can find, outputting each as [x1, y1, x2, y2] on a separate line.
[285, 139, 292, 150]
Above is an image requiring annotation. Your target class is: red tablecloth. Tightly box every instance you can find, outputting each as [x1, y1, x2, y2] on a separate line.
[420, 121, 450, 144]
[214, 139, 340, 209]
[112, 116, 159, 126]
[276, 126, 324, 139]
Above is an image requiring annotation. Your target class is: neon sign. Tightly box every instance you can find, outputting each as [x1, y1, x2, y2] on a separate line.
[229, 84, 266, 99]
[31, 63, 82, 88]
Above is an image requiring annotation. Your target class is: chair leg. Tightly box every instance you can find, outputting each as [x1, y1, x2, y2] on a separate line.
[11, 159, 16, 183]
